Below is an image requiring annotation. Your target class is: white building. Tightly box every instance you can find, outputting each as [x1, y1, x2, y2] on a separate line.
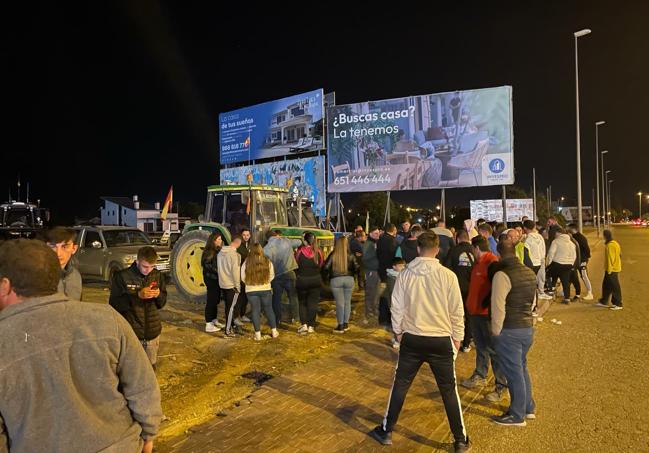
[100, 195, 179, 233]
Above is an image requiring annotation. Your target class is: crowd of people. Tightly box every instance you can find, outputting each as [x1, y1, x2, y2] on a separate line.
[0, 217, 625, 451]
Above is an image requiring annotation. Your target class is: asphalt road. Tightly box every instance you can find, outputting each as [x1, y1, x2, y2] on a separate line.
[464, 224, 649, 452]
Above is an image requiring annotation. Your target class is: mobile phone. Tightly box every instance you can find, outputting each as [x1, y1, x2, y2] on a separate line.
[149, 281, 158, 289]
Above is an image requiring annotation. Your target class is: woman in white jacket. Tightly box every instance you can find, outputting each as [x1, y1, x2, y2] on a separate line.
[546, 228, 577, 304]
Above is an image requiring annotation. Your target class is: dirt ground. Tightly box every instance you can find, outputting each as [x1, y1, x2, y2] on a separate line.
[82, 283, 392, 441]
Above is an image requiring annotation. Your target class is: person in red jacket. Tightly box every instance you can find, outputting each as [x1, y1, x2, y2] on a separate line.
[461, 236, 508, 403]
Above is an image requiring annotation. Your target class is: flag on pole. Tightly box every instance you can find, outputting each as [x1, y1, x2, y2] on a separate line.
[161, 186, 173, 220]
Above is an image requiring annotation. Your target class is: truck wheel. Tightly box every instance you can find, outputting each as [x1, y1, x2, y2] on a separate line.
[170, 229, 210, 303]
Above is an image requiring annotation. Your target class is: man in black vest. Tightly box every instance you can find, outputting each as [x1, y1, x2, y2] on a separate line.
[490, 239, 537, 426]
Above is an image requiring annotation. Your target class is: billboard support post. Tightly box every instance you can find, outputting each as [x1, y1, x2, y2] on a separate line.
[441, 189, 446, 223]
[532, 168, 537, 222]
[384, 191, 391, 226]
[502, 186, 507, 224]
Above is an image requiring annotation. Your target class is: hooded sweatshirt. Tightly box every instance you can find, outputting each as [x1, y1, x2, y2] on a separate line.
[546, 233, 577, 265]
[59, 257, 82, 301]
[390, 257, 464, 342]
[217, 245, 242, 290]
[524, 231, 546, 267]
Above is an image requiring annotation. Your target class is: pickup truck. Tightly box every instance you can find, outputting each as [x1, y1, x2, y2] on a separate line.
[73, 226, 171, 282]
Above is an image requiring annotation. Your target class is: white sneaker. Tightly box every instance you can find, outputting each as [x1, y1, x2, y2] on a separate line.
[538, 293, 553, 300]
[241, 315, 251, 323]
[582, 292, 594, 301]
[594, 302, 609, 308]
[307, 326, 315, 334]
[253, 331, 269, 341]
[205, 322, 221, 333]
[233, 317, 245, 327]
[212, 319, 225, 328]
[271, 328, 279, 338]
[609, 305, 623, 311]
[297, 324, 308, 334]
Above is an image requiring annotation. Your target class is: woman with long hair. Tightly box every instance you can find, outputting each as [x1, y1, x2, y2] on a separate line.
[241, 244, 278, 340]
[202, 231, 224, 332]
[323, 235, 359, 333]
[295, 232, 324, 334]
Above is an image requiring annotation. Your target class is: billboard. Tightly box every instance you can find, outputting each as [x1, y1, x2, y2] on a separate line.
[220, 156, 326, 217]
[470, 199, 534, 222]
[327, 86, 513, 192]
[219, 89, 325, 164]
[559, 206, 593, 223]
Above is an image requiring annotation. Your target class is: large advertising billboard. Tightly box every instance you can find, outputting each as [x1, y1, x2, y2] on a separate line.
[219, 89, 324, 165]
[559, 206, 593, 223]
[470, 199, 534, 222]
[327, 86, 513, 192]
[220, 156, 326, 217]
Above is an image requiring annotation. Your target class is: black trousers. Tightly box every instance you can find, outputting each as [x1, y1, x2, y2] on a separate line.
[549, 263, 573, 299]
[297, 287, 320, 327]
[382, 333, 467, 442]
[204, 278, 221, 323]
[569, 269, 581, 296]
[601, 272, 623, 306]
[461, 294, 472, 348]
[238, 282, 248, 317]
[223, 288, 240, 334]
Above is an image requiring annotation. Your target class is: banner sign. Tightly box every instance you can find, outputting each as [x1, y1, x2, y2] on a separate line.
[327, 86, 513, 192]
[220, 156, 326, 216]
[470, 199, 534, 222]
[219, 89, 324, 164]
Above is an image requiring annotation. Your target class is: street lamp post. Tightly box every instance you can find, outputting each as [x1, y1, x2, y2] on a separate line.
[638, 192, 643, 219]
[608, 179, 614, 223]
[601, 151, 609, 225]
[574, 28, 592, 233]
[595, 121, 605, 235]
[604, 170, 611, 225]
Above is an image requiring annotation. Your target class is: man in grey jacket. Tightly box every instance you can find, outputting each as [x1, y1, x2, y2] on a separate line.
[218, 235, 242, 336]
[0, 239, 162, 453]
[264, 230, 301, 327]
[44, 227, 82, 300]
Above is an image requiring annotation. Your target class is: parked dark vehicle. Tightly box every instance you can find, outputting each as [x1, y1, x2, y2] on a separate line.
[73, 226, 170, 282]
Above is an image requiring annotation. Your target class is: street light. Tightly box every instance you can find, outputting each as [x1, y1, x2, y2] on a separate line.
[604, 170, 612, 225]
[595, 121, 605, 235]
[601, 150, 609, 225]
[638, 192, 643, 219]
[608, 179, 614, 223]
[574, 28, 592, 233]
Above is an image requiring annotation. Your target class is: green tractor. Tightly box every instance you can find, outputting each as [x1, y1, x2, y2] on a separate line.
[171, 184, 334, 303]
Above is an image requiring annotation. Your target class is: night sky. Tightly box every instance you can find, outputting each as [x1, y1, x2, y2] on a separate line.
[5, 1, 649, 224]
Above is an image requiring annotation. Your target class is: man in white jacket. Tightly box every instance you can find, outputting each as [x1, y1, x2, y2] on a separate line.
[523, 220, 552, 301]
[546, 228, 577, 304]
[370, 232, 470, 452]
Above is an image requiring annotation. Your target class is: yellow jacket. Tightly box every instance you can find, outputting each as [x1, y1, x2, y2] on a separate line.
[605, 240, 622, 273]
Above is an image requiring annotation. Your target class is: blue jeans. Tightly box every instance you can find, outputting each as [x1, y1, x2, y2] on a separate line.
[271, 271, 298, 323]
[469, 315, 507, 390]
[247, 290, 276, 332]
[493, 327, 536, 421]
[330, 276, 354, 325]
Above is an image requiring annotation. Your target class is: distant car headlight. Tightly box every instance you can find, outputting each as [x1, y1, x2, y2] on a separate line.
[123, 254, 137, 264]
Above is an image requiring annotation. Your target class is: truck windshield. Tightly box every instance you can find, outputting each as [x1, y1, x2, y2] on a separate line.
[3, 207, 34, 227]
[256, 191, 287, 226]
[103, 230, 152, 247]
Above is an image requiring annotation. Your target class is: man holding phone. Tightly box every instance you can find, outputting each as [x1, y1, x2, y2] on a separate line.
[110, 246, 167, 367]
